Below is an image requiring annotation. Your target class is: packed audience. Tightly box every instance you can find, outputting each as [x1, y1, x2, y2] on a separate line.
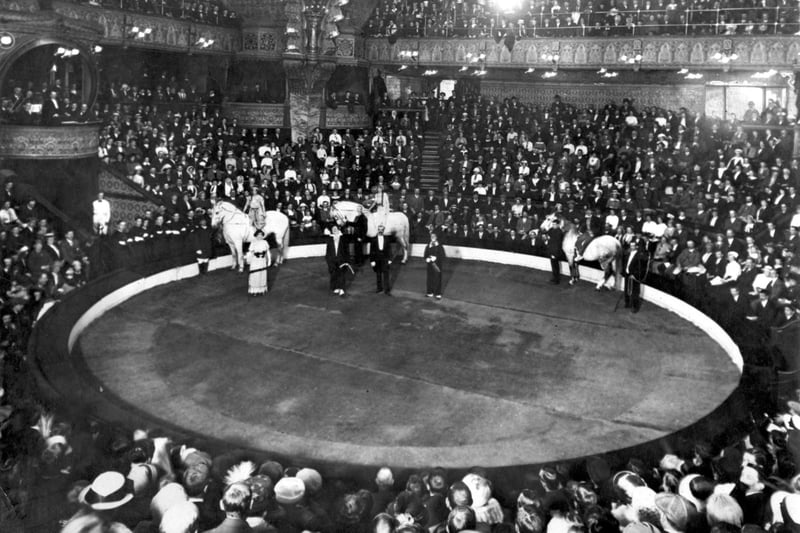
[1, 79, 800, 531]
[68, 0, 239, 27]
[366, 0, 800, 38]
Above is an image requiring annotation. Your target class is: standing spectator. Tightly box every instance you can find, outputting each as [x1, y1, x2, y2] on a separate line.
[92, 192, 111, 235]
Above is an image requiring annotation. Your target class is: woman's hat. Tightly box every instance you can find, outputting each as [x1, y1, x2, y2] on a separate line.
[79, 471, 135, 510]
[275, 476, 305, 505]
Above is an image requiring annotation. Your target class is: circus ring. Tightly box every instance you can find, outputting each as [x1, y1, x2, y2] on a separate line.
[31, 244, 743, 480]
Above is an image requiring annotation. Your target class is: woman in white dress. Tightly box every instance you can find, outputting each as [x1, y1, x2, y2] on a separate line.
[246, 230, 270, 296]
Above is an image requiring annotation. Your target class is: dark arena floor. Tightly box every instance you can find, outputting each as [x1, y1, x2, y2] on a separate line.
[74, 257, 741, 470]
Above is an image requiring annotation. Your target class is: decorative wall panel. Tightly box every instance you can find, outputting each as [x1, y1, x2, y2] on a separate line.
[0, 124, 99, 159]
[0, 0, 38, 12]
[220, 103, 286, 127]
[324, 106, 370, 129]
[480, 81, 706, 114]
[239, 27, 284, 57]
[366, 36, 798, 69]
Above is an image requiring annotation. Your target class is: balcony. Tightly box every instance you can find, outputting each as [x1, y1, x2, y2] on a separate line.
[366, 34, 800, 70]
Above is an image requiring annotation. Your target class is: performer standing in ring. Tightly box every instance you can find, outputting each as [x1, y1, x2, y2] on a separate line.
[326, 225, 350, 297]
[624, 239, 649, 313]
[371, 225, 392, 295]
[246, 229, 270, 296]
[424, 232, 445, 299]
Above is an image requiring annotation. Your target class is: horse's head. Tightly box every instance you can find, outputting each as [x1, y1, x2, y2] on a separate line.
[540, 213, 558, 232]
[210, 200, 228, 228]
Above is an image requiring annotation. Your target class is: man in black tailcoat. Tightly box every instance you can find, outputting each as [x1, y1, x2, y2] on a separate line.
[623, 239, 649, 313]
[546, 218, 564, 284]
[370, 225, 393, 295]
[325, 225, 349, 296]
[424, 232, 445, 299]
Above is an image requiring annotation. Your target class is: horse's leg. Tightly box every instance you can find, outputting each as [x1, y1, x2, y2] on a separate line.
[235, 240, 244, 273]
[596, 259, 612, 290]
[227, 242, 238, 270]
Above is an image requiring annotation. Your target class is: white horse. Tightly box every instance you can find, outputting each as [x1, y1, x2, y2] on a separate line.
[330, 200, 411, 263]
[210, 201, 290, 272]
[541, 213, 623, 290]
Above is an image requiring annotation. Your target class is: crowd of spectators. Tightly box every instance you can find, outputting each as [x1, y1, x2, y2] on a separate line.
[2, 77, 800, 531]
[366, 0, 800, 38]
[68, 0, 239, 27]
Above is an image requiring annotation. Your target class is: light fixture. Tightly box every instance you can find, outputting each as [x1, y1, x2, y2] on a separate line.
[129, 25, 152, 39]
[751, 69, 777, 79]
[54, 46, 80, 58]
[330, 6, 344, 21]
[0, 32, 13, 49]
[620, 53, 642, 64]
[196, 37, 215, 48]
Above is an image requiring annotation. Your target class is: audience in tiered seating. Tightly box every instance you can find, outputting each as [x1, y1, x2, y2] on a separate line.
[1, 77, 800, 531]
[366, 0, 799, 38]
[68, 0, 239, 26]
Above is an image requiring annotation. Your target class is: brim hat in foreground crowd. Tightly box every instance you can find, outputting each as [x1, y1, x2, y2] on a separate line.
[79, 471, 135, 510]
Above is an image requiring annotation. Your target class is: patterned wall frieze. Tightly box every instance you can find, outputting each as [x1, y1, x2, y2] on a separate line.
[324, 105, 370, 129]
[239, 27, 284, 57]
[0, 0, 39, 12]
[50, 1, 239, 54]
[0, 124, 99, 159]
[366, 36, 800, 70]
[220, 102, 286, 127]
[480, 81, 706, 114]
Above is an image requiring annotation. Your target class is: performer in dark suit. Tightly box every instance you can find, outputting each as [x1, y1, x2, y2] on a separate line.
[350, 205, 368, 266]
[41, 91, 61, 126]
[623, 239, 649, 313]
[193, 216, 214, 274]
[325, 225, 349, 296]
[546, 218, 564, 284]
[424, 232, 445, 299]
[370, 225, 392, 294]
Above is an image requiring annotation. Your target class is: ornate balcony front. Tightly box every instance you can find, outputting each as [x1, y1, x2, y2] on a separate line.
[0, 122, 100, 159]
[50, 0, 240, 54]
[366, 35, 800, 70]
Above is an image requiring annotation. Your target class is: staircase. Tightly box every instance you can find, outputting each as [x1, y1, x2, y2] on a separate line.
[419, 130, 442, 191]
[98, 165, 161, 223]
